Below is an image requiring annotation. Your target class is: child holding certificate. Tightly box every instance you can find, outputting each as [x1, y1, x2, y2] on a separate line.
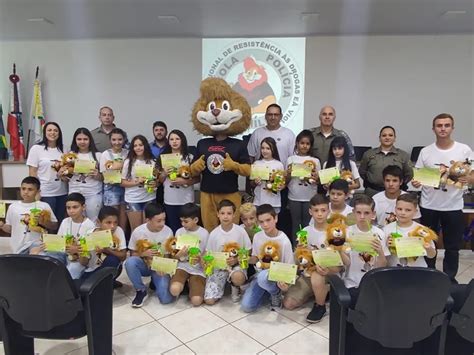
[169, 203, 209, 306]
[384, 194, 436, 268]
[284, 195, 340, 323]
[323, 137, 360, 197]
[67, 128, 103, 222]
[158, 130, 199, 233]
[251, 137, 285, 213]
[99, 128, 128, 232]
[121, 135, 157, 231]
[125, 203, 174, 308]
[343, 195, 389, 300]
[286, 130, 321, 240]
[81, 207, 127, 288]
[241, 204, 294, 313]
[204, 200, 251, 305]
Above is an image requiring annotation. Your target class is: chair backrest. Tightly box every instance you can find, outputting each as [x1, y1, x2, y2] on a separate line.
[410, 146, 424, 163]
[450, 280, 474, 342]
[349, 267, 451, 348]
[354, 146, 371, 162]
[0, 255, 82, 332]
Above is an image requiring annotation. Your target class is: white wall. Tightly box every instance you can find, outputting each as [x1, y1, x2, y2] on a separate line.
[1, 35, 472, 152]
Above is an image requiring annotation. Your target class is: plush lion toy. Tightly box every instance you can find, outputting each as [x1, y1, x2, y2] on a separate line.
[190, 77, 252, 231]
[223, 241, 240, 258]
[105, 159, 124, 171]
[295, 247, 316, 277]
[326, 214, 350, 252]
[22, 209, 52, 233]
[164, 236, 179, 257]
[447, 159, 472, 189]
[266, 170, 286, 194]
[408, 225, 438, 245]
[51, 152, 78, 178]
[256, 240, 280, 269]
[298, 160, 317, 186]
[136, 239, 162, 267]
[340, 170, 355, 194]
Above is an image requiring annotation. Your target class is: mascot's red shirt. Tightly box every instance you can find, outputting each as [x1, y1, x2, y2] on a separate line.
[194, 137, 250, 194]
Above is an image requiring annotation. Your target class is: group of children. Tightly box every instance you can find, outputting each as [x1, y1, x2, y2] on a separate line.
[0, 159, 435, 324]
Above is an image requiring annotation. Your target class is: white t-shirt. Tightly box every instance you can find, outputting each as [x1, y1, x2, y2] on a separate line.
[163, 155, 195, 206]
[26, 145, 68, 197]
[303, 225, 328, 250]
[415, 142, 472, 211]
[251, 230, 294, 264]
[286, 155, 320, 202]
[383, 221, 435, 268]
[57, 217, 96, 239]
[68, 152, 103, 197]
[206, 224, 252, 252]
[247, 126, 296, 168]
[99, 148, 128, 173]
[253, 159, 284, 208]
[121, 158, 156, 203]
[128, 223, 173, 251]
[175, 226, 209, 276]
[373, 191, 421, 227]
[6, 201, 58, 253]
[344, 224, 390, 289]
[85, 226, 127, 272]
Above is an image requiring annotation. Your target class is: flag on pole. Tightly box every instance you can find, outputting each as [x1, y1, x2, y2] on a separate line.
[28, 67, 45, 148]
[7, 64, 26, 161]
[0, 103, 8, 160]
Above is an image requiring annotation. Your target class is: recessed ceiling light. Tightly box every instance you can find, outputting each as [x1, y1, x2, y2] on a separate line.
[157, 15, 180, 24]
[300, 12, 320, 21]
[441, 10, 467, 19]
[27, 17, 54, 24]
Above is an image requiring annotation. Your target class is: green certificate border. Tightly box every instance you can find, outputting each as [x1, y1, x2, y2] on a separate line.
[43, 234, 65, 252]
[74, 160, 96, 174]
[394, 237, 427, 258]
[103, 170, 122, 184]
[85, 230, 113, 250]
[250, 165, 271, 180]
[151, 256, 178, 275]
[176, 234, 200, 250]
[135, 164, 154, 178]
[291, 163, 312, 178]
[161, 153, 182, 170]
[312, 249, 343, 267]
[319, 167, 340, 184]
[210, 252, 229, 270]
[268, 262, 298, 284]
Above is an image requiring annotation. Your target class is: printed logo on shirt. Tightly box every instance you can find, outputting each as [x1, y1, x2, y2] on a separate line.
[208, 145, 226, 153]
[207, 154, 224, 174]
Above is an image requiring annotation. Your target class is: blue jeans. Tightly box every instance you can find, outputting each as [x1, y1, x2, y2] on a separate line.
[41, 194, 67, 227]
[82, 254, 122, 280]
[241, 269, 279, 313]
[125, 256, 174, 304]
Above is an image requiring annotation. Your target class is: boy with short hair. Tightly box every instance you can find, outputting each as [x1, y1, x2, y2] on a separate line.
[328, 179, 353, 216]
[0, 176, 59, 257]
[169, 203, 209, 306]
[241, 204, 294, 313]
[204, 200, 251, 304]
[343, 195, 389, 290]
[239, 202, 259, 241]
[384, 194, 436, 267]
[284, 194, 340, 323]
[59, 193, 97, 279]
[373, 165, 421, 227]
[126, 202, 175, 307]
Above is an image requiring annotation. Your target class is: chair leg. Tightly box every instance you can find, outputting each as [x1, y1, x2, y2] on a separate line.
[0, 311, 34, 355]
[329, 289, 347, 355]
[83, 275, 114, 355]
[438, 320, 448, 355]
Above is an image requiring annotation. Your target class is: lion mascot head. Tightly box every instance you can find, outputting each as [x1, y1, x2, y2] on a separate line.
[191, 77, 251, 137]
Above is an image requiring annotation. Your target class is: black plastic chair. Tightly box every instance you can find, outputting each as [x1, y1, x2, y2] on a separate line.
[354, 146, 371, 162]
[328, 267, 452, 355]
[410, 146, 424, 163]
[0, 254, 115, 355]
[446, 280, 474, 354]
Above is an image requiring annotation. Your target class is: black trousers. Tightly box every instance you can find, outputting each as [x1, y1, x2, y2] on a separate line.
[420, 207, 464, 280]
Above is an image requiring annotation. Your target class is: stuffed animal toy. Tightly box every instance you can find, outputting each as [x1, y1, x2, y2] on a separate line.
[295, 247, 316, 277]
[164, 236, 179, 258]
[256, 240, 281, 269]
[446, 159, 472, 189]
[326, 214, 351, 252]
[136, 239, 162, 267]
[170, 165, 192, 189]
[105, 159, 124, 171]
[299, 160, 317, 186]
[340, 170, 355, 194]
[22, 209, 52, 234]
[358, 253, 375, 273]
[266, 170, 286, 194]
[408, 225, 438, 245]
[385, 212, 397, 225]
[52, 152, 78, 178]
[223, 241, 240, 258]
[190, 77, 251, 231]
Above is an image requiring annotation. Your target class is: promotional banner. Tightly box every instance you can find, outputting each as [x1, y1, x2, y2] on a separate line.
[203, 38, 305, 136]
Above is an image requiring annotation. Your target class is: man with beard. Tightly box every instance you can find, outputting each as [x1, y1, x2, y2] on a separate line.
[150, 121, 168, 159]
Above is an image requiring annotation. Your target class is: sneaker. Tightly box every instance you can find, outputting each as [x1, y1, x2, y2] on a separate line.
[306, 304, 326, 323]
[231, 285, 241, 303]
[132, 290, 148, 308]
[270, 291, 282, 310]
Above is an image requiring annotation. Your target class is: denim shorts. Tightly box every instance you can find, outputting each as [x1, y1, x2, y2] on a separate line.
[103, 184, 125, 206]
[127, 201, 149, 212]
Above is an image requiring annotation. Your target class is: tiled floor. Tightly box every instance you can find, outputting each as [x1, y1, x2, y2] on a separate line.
[0, 237, 472, 355]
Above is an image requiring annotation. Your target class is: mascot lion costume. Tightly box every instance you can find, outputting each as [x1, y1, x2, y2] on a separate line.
[190, 77, 252, 231]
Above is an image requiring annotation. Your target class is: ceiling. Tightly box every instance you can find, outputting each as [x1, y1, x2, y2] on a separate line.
[0, 0, 473, 40]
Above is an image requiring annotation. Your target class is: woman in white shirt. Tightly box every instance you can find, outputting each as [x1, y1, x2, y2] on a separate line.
[27, 122, 68, 224]
[66, 128, 103, 222]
